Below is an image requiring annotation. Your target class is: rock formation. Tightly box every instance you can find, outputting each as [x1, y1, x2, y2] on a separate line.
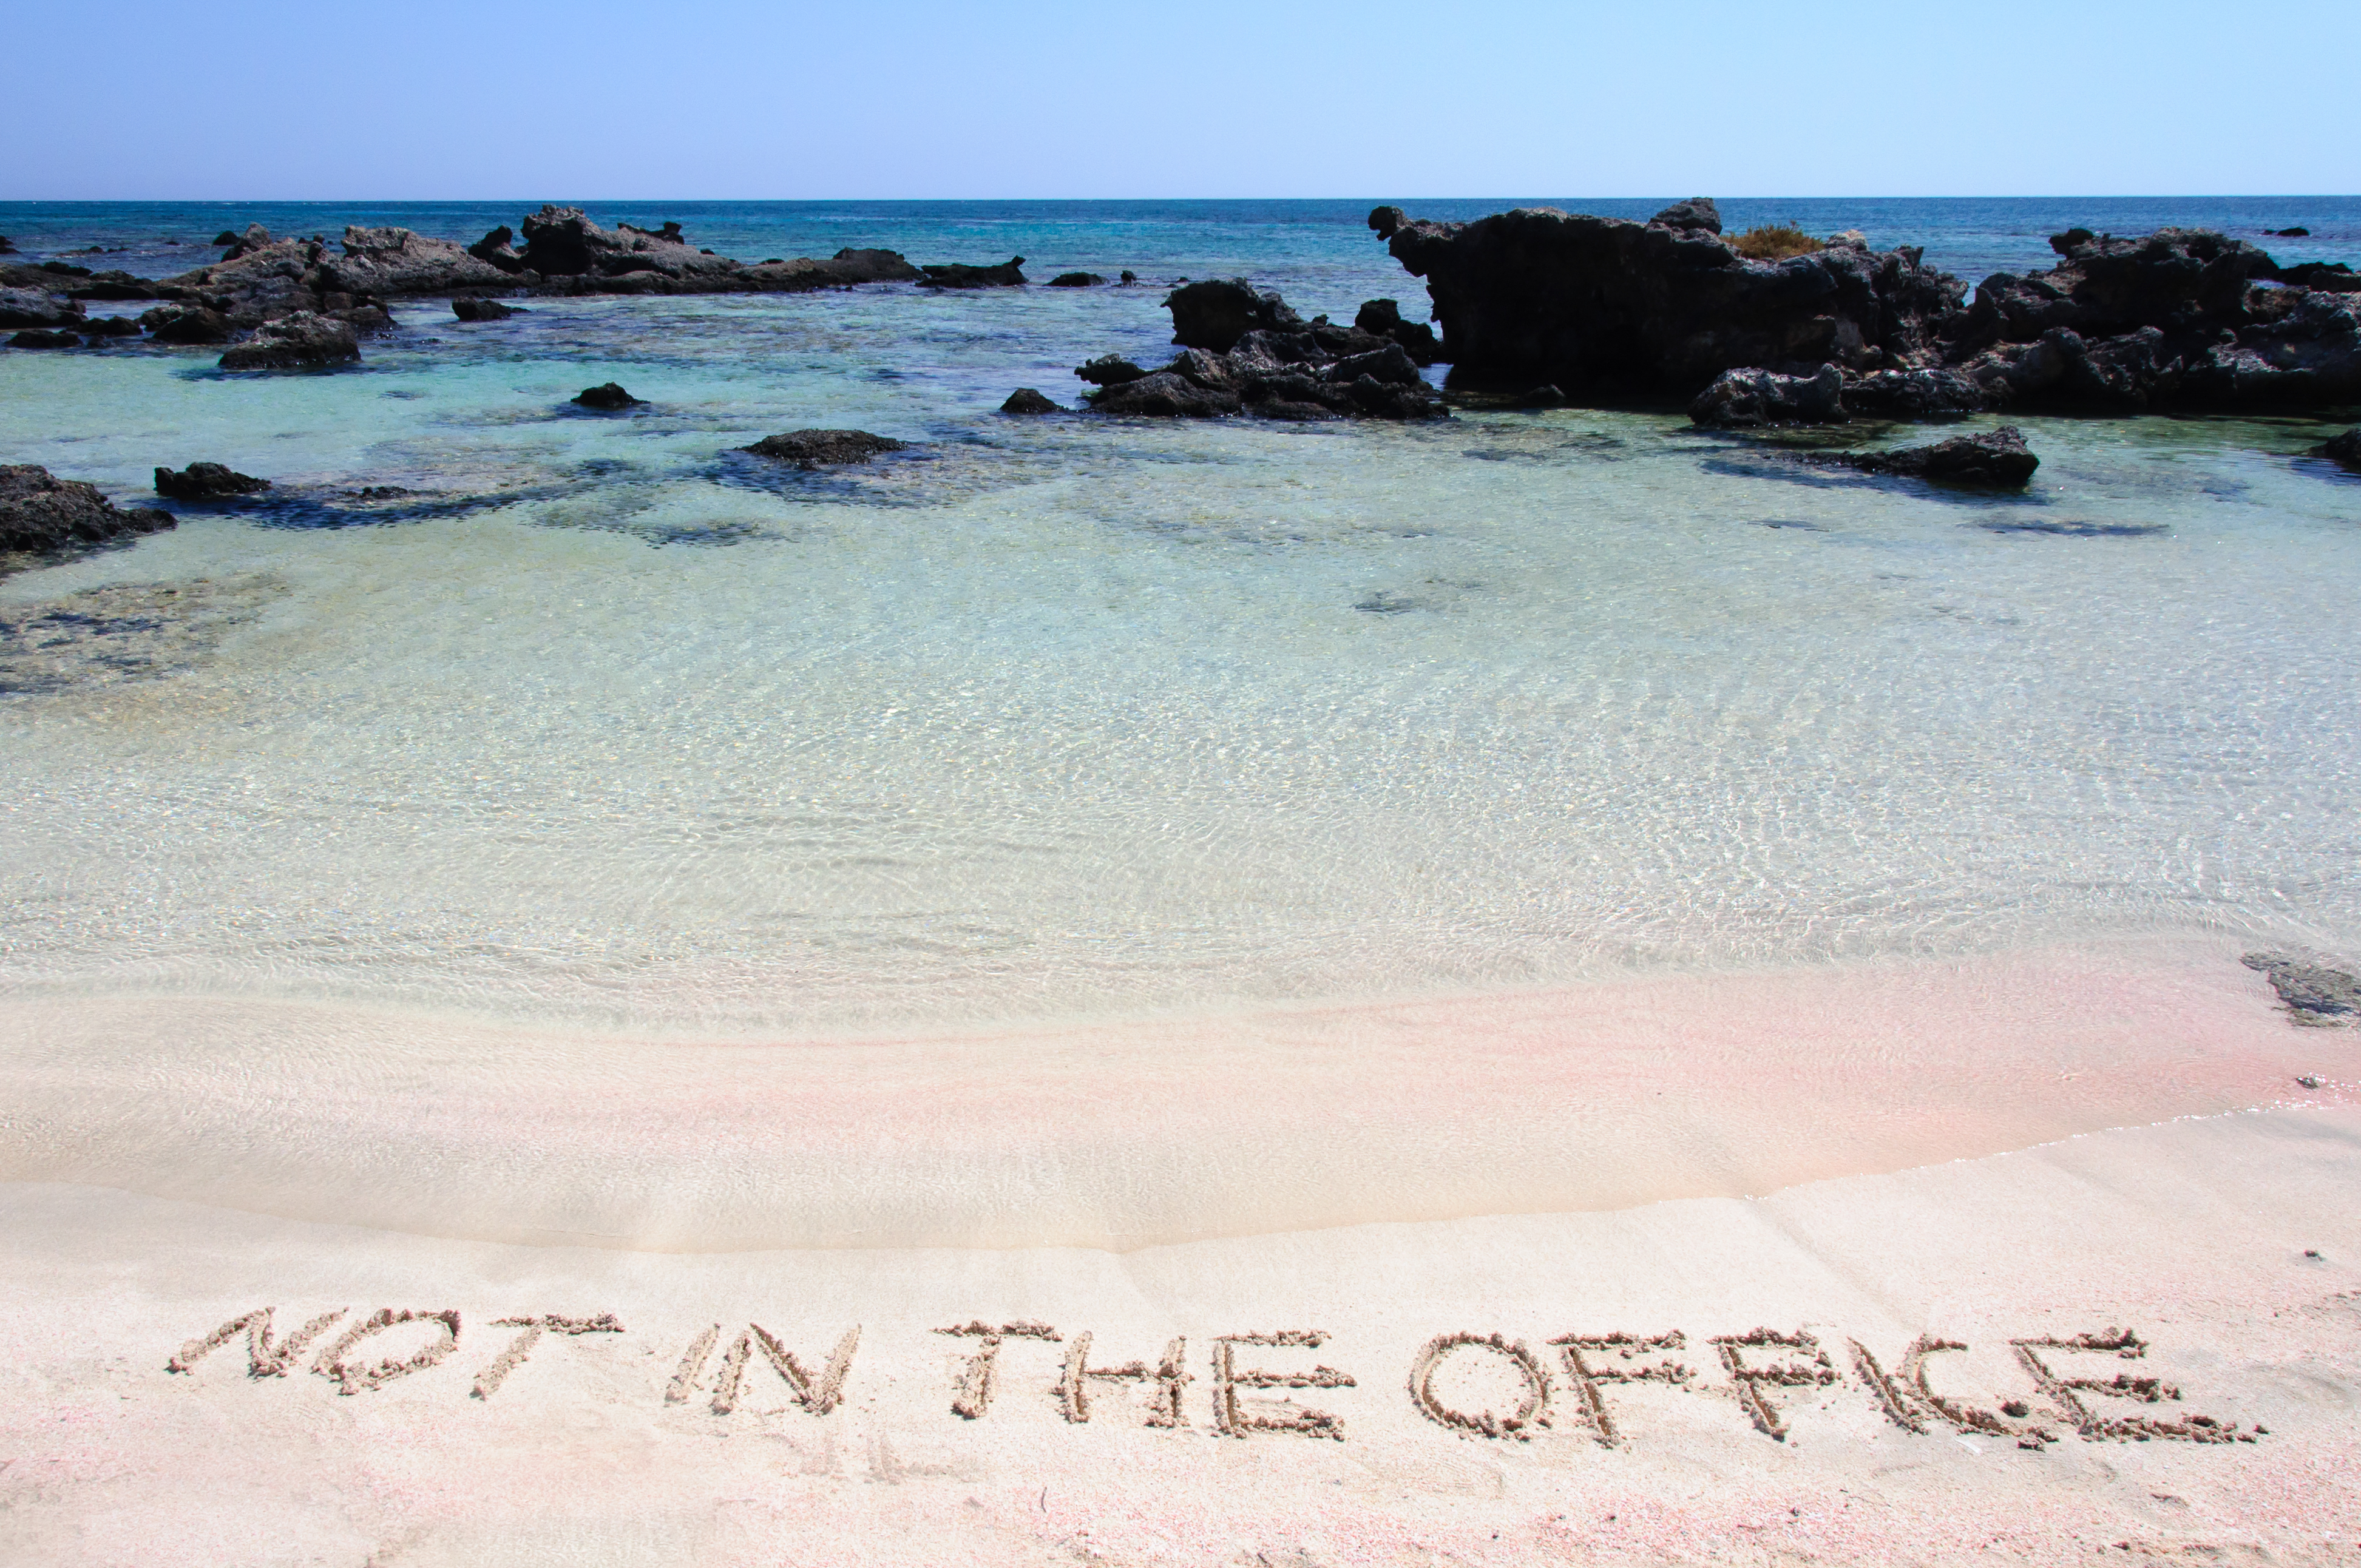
[920, 257, 1026, 288]
[1001, 388, 1060, 414]
[1375, 202, 2361, 418]
[740, 430, 909, 467]
[1048, 272, 1106, 288]
[1801, 426, 2040, 488]
[0, 286, 86, 329]
[154, 463, 271, 500]
[1075, 285, 1446, 421]
[572, 383, 643, 410]
[218, 312, 362, 371]
[0, 466, 175, 556]
[2314, 427, 2361, 473]
[452, 297, 519, 321]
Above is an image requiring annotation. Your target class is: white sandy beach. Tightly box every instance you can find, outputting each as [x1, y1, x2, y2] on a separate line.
[2, 939, 2355, 1565]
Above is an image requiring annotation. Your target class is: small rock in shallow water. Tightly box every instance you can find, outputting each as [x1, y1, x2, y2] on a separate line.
[1689, 364, 1844, 427]
[919, 257, 1026, 288]
[7, 329, 79, 348]
[740, 430, 909, 468]
[2243, 951, 2361, 1025]
[1046, 272, 1105, 288]
[2312, 427, 2361, 473]
[155, 462, 271, 500]
[218, 311, 361, 371]
[573, 382, 643, 410]
[1075, 354, 1151, 387]
[2271, 226, 2311, 237]
[1814, 426, 2041, 488]
[452, 297, 519, 322]
[0, 465, 175, 558]
[1000, 388, 1059, 414]
[1517, 384, 1566, 408]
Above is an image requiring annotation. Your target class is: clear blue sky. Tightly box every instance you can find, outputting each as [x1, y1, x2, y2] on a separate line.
[12, 0, 2356, 199]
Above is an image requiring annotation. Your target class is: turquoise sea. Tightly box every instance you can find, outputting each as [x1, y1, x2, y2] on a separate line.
[3, 198, 2359, 1033]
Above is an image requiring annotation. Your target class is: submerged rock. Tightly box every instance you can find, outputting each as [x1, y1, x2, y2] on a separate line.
[2243, 951, 2361, 1025]
[1000, 388, 1060, 414]
[1047, 272, 1106, 288]
[572, 382, 643, 410]
[920, 257, 1026, 288]
[2313, 427, 2361, 472]
[452, 297, 519, 321]
[218, 311, 361, 370]
[740, 430, 909, 468]
[1807, 426, 2040, 488]
[155, 462, 271, 500]
[0, 465, 175, 556]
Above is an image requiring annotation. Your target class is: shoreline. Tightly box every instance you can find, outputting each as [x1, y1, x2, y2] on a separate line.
[2, 933, 2340, 1252]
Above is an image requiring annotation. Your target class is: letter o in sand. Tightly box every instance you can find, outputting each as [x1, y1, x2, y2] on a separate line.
[1408, 1333, 1550, 1439]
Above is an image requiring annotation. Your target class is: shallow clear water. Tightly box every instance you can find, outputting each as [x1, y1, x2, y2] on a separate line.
[3, 200, 2359, 1034]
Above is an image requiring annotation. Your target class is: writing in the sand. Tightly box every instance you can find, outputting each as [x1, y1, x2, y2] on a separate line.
[164, 1309, 2261, 1448]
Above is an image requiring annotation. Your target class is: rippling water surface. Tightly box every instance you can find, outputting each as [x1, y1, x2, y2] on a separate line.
[2, 199, 2358, 1033]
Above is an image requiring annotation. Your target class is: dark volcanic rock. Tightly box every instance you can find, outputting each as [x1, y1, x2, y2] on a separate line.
[1077, 285, 1447, 422]
[1368, 206, 1407, 240]
[740, 430, 909, 468]
[2314, 427, 2361, 473]
[1516, 384, 1566, 407]
[1807, 425, 2040, 488]
[2243, 951, 2361, 1025]
[141, 304, 233, 344]
[452, 297, 518, 321]
[155, 462, 271, 500]
[210, 230, 240, 246]
[1001, 388, 1060, 414]
[1648, 197, 1722, 234]
[0, 235, 13, 254]
[1689, 363, 1844, 426]
[2273, 262, 2361, 294]
[572, 382, 643, 410]
[920, 257, 1026, 288]
[325, 225, 517, 297]
[0, 465, 175, 556]
[1165, 279, 1304, 352]
[467, 226, 529, 273]
[9, 329, 82, 348]
[1384, 205, 1963, 399]
[79, 317, 142, 339]
[219, 223, 274, 259]
[1840, 367, 1987, 418]
[0, 286, 84, 328]
[1075, 355, 1151, 387]
[738, 248, 924, 292]
[1048, 272, 1106, 288]
[519, 206, 740, 286]
[67, 272, 158, 302]
[1354, 297, 1445, 364]
[218, 311, 362, 370]
[1090, 371, 1242, 418]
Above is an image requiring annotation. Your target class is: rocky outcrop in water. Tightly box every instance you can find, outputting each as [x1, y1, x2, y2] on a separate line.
[1352, 298, 1444, 365]
[921, 257, 1026, 288]
[1380, 203, 2361, 418]
[218, 311, 362, 371]
[2242, 950, 2360, 1026]
[325, 226, 515, 297]
[741, 430, 909, 467]
[1803, 426, 2040, 488]
[573, 383, 642, 410]
[0, 465, 175, 558]
[0, 286, 86, 329]
[2315, 427, 2361, 473]
[1076, 285, 1446, 421]
[1001, 388, 1060, 414]
[155, 462, 271, 500]
[1048, 272, 1106, 288]
[452, 297, 518, 321]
